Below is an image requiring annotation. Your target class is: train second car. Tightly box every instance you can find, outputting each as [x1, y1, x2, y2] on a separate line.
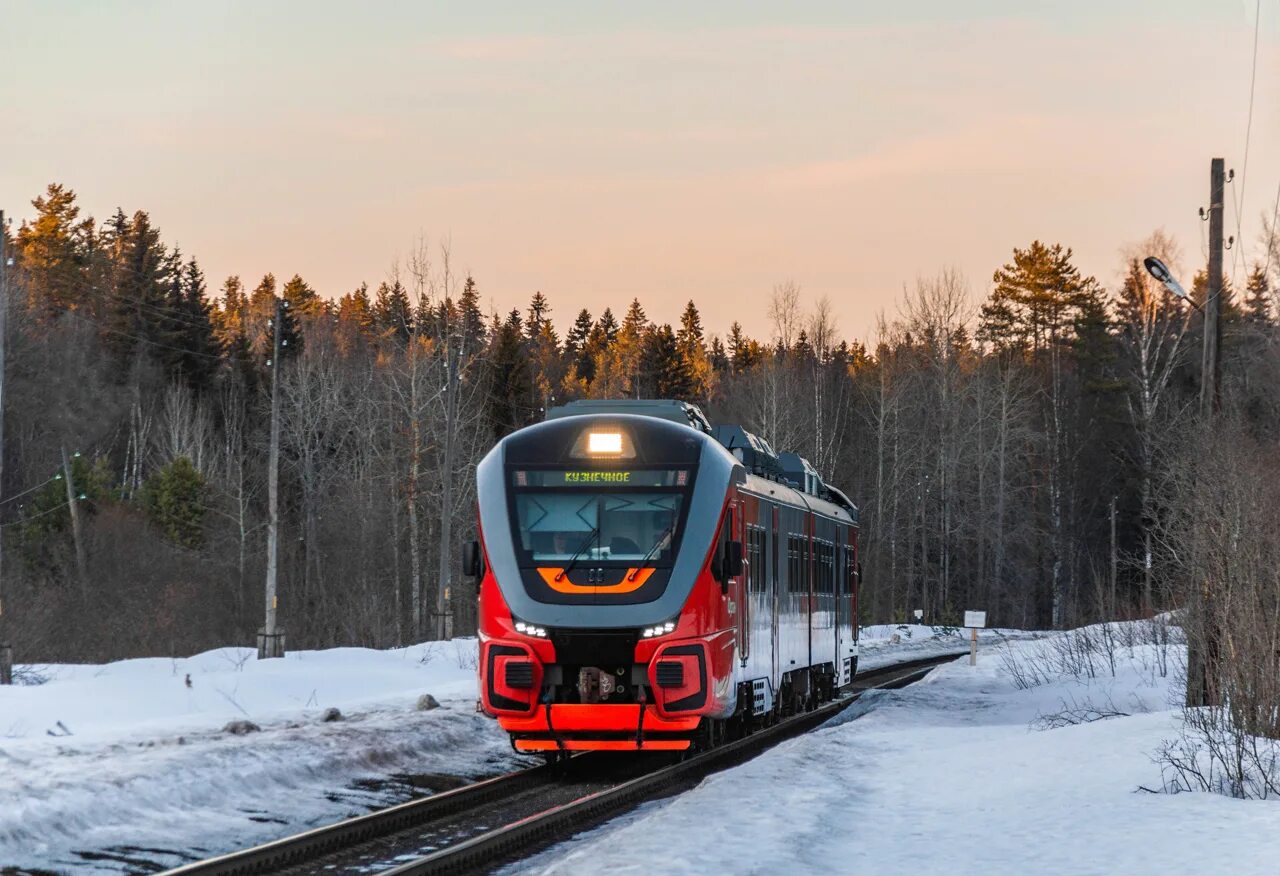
[466, 399, 859, 754]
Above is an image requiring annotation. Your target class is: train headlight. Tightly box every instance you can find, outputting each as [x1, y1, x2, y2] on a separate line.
[570, 426, 635, 459]
[641, 617, 679, 638]
[513, 618, 549, 638]
[588, 431, 623, 454]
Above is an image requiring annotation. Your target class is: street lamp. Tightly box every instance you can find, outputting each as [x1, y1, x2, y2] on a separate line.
[1143, 256, 1199, 310]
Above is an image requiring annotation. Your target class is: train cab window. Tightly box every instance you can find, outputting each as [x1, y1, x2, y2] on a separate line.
[513, 492, 684, 565]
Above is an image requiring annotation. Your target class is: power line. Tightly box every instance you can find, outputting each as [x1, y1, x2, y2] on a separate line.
[1264, 180, 1280, 281]
[0, 472, 64, 506]
[2, 498, 74, 528]
[1229, 0, 1262, 283]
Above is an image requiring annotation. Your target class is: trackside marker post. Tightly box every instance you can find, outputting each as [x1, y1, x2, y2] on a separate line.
[964, 610, 986, 666]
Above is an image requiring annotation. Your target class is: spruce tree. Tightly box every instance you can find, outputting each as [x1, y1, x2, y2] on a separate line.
[374, 280, 412, 344]
[488, 310, 535, 439]
[641, 323, 696, 400]
[1244, 265, 1272, 324]
[172, 258, 222, 393]
[565, 309, 593, 361]
[140, 456, 207, 549]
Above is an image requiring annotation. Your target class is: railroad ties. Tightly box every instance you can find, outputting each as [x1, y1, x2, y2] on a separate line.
[161, 653, 963, 876]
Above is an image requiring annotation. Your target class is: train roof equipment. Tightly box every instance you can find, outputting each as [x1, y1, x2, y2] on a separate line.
[543, 398, 857, 520]
[545, 399, 712, 434]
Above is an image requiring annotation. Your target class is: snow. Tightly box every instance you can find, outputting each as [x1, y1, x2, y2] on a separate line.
[0, 639, 530, 873]
[6, 623, 1236, 875]
[510, 625, 1280, 876]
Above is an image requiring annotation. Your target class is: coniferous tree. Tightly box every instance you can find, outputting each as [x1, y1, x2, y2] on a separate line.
[374, 280, 412, 344]
[14, 183, 93, 317]
[642, 323, 696, 400]
[171, 258, 222, 393]
[1244, 265, 1272, 324]
[488, 310, 534, 439]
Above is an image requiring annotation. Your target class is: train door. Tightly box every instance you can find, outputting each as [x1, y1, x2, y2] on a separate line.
[729, 497, 748, 663]
[770, 504, 780, 692]
[836, 533, 848, 685]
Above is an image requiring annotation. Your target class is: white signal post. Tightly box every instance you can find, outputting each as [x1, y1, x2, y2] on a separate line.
[964, 610, 986, 666]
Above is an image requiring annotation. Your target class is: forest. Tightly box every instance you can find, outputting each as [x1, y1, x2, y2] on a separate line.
[1, 182, 1278, 667]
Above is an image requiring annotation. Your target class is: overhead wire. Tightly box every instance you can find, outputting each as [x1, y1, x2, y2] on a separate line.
[1229, 0, 1263, 284]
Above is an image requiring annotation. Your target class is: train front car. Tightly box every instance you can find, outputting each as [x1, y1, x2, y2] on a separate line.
[473, 405, 740, 754]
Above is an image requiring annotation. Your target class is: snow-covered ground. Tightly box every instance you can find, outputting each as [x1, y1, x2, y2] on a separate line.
[0, 624, 1046, 874]
[0, 639, 527, 874]
[511, 624, 1280, 876]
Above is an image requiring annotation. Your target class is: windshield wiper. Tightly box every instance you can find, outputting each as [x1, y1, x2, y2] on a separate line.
[555, 526, 600, 582]
[628, 521, 676, 581]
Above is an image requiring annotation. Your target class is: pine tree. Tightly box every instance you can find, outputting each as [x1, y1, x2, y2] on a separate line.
[14, 183, 94, 316]
[978, 240, 1096, 355]
[282, 273, 323, 318]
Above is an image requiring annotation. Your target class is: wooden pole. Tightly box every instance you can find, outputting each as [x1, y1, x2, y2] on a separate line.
[969, 626, 977, 666]
[1188, 158, 1226, 708]
[258, 297, 285, 659]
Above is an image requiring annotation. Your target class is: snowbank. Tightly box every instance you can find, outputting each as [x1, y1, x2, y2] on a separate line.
[0, 639, 526, 873]
[0, 626, 1041, 872]
[511, 624, 1280, 876]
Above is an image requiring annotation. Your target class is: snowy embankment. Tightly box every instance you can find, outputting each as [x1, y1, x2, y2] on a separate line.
[0, 640, 523, 874]
[0, 626, 1028, 873]
[511, 622, 1280, 876]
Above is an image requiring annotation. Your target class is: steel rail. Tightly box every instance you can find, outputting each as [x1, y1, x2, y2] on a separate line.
[380, 654, 955, 876]
[162, 652, 961, 876]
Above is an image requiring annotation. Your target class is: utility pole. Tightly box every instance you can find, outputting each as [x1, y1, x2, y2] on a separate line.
[434, 344, 459, 641]
[258, 297, 286, 659]
[1188, 157, 1226, 708]
[1201, 158, 1225, 417]
[0, 210, 10, 685]
[61, 446, 88, 594]
[1109, 496, 1117, 619]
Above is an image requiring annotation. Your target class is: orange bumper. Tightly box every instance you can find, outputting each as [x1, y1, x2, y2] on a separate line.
[500, 704, 699, 752]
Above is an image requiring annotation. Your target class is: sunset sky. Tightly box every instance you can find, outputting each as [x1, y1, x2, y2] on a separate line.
[3, 1, 1278, 340]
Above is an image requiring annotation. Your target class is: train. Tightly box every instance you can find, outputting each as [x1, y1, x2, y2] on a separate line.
[464, 399, 860, 755]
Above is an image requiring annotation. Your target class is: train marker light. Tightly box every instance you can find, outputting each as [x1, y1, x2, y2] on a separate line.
[641, 618, 679, 638]
[513, 619, 548, 638]
[588, 431, 623, 455]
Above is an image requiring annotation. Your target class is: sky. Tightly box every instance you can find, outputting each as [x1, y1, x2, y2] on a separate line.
[2, 1, 1278, 341]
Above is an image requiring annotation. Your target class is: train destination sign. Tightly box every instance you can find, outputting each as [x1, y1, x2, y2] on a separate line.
[514, 469, 688, 488]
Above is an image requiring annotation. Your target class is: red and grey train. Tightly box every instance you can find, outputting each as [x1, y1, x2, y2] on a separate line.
[467, 400, 860, 754]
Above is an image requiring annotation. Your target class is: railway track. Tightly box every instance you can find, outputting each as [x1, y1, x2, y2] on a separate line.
[162, 652, 960, 876]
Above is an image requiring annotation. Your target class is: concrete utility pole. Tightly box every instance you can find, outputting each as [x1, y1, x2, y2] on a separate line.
[61, 446, 88, 594]
[1188, 157, 1227, 708]
[434, 345, 459, 641]
[0, 210, 10, 685]
[258, 297, 286, 659]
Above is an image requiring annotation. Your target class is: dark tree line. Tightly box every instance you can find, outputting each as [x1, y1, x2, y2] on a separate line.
[1, 183, 1278, 662]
